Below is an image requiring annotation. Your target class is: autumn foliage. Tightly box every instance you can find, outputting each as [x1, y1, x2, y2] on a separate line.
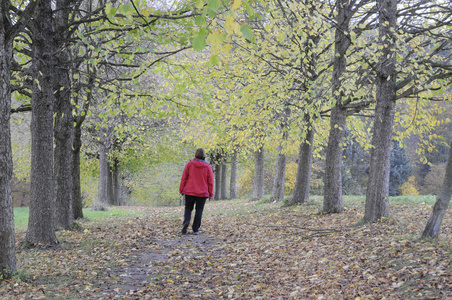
[2, 199, 451, 299]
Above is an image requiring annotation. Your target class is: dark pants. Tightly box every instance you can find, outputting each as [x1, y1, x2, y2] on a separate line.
[183, 195, 207, 233]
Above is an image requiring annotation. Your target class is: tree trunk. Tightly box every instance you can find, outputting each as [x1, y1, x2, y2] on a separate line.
[252, 146, 265, 200]
[26, 0, 58, 245]
[112, 158, 120, 205]
[72, 125, 84, 219]
[364, 0, 397, 223]
[323, 106, 346, 213]
[322, 0, 350, 214]
[0, 24, 16, 277]
[214, 163, 221, 200]
[290, 125, 314, 205]
[53, 21, 74, 229]
[271, 145, 286, 201]
[107, 161, 114, 205]
[230, 152, 238, 199]
[97, 143, 109, 207]
[422, 142, 452, 238]
[221, 161, 227, 199]
[71, 69, 94, 219]
[214, 153, 222, 200]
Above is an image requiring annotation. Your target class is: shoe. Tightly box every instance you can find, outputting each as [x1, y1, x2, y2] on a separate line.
[193, 231, 200, 235]
[181, 224, 188, 234]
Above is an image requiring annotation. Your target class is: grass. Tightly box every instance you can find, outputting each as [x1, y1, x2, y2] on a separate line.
[13, 207, 29, 233]
[12, 194, 442, 233]
[14, 206, 151, 233]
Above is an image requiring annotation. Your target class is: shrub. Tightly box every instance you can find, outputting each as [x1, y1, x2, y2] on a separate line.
[399, 176, 419, 196]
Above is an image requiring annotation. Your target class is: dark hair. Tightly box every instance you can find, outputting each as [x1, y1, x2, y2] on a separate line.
[195, 148, 206, 160]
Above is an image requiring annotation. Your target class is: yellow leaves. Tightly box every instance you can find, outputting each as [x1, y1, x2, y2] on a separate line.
[207, 30, 225, 56]
[195, 0, 205, 9]
[225, 16, 241, 35]
[223, 43, 232, 54]
[142, 9, 151, 18]
[230, 0, 242, 9]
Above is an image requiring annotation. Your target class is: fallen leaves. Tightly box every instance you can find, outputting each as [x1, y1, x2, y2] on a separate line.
[0, 199, 451, 299]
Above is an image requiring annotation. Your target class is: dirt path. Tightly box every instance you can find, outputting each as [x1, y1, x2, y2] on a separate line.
[101, 233, 220, 298]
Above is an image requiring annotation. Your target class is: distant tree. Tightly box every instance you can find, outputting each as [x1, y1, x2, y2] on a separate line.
[221, 160, 228, 199]
[252, 146, 265, 201]
[289, 122, 314, 204]
[422, 163, 447, 196]
[230, 152, 238, 199]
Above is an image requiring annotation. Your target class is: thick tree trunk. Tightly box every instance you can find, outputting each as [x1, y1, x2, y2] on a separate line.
[53, 36, 74, 229]
[221, 161, 227, 199]
[290, 125, 314, 205]
[271, 146, 286, 201]
[322, 0, 350, 214]
[72, 126, 84, 219]
[323, 106, 346, 213]
[252, 147, 265, 200]
[0, 25, 16, 277]
[422, 142, 452, 238]
[97, 143, 109, 207]
[26, 0, 58, 245]
[230, 152, 238, 199]
[364, 0, 397, 223]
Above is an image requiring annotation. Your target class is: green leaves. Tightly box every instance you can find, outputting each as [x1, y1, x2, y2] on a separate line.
[191, 29, 209, 51]
[195, 15, 206, 26]
[118, 4, 134, 15]
[240, 24, 254, 41]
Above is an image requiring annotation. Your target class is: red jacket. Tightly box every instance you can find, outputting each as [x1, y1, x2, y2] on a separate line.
[179, 159, 214, 198]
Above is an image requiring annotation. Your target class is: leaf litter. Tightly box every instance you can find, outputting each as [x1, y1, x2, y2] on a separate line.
[1, 199, 451, 299]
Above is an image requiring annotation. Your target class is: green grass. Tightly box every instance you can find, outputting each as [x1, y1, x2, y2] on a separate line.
[12, 194, 442, 233]
[14, 206, 150, 233]
[389, 194, 437, 205]
[13, 207, 29, 233]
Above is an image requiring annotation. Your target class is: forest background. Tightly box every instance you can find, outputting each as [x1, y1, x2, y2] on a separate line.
[1, 0, 452, 282]
[9, 0, 452, 208]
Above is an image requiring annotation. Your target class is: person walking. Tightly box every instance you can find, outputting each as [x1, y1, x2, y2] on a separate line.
[179, 148, 214, 235]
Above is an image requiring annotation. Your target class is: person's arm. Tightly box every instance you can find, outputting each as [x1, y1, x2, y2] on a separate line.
[207, 165, 214, 198]
[179, 162, 190, 194]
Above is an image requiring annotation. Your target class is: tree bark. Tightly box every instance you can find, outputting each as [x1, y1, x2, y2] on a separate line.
[26, 0, 58, 245]
[422, 142, 452, 238]
[364, 0, 397, 223]
[0, 18, 16, 277]
[107, 161, 114, 205]
[220, 160, 227, 199]
[322, 0, 351, 214]
[252, 146, 265, 200]
[72, 125, 84, 219]
[53, 3, 74, 228]
[290, 125, 314, 205]
[97, 143, 109, 207]
[271, 145, 286, 201]
[112, 158, 120, 205]
[71, 69, 94, 219]
[230, 152, 238, 199]
[214, 153, 222, 200]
